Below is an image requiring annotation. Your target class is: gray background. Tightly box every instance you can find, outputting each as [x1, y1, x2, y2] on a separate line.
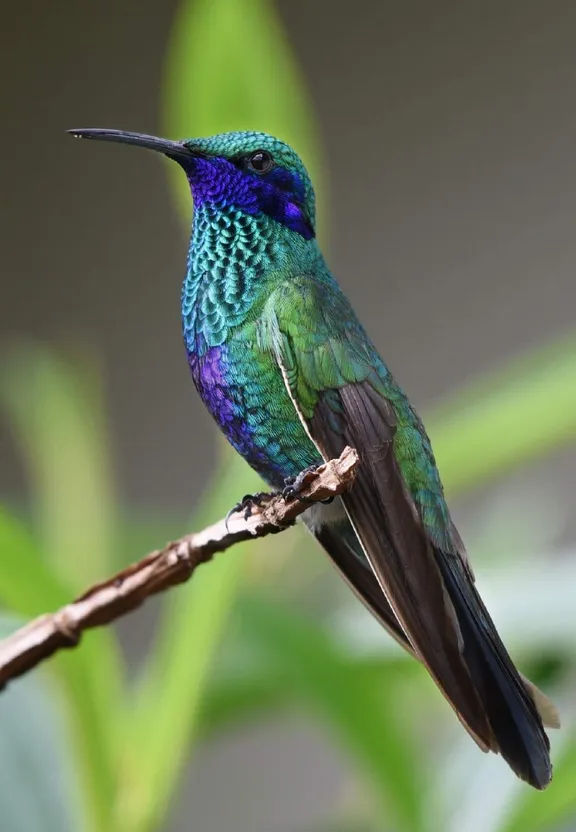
[2, 2, 575, 830]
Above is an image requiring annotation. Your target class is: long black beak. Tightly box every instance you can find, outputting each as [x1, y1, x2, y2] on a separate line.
[67, 128, 194, 165]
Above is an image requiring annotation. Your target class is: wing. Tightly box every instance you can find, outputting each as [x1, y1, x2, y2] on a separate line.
[312, 518, 416, 656]
[260, 276, 555, 787]
[310, 515, 559, 732]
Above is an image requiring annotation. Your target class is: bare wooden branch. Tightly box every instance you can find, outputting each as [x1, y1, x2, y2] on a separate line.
[0, 447, 358, 690]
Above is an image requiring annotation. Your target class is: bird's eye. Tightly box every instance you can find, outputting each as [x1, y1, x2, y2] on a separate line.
[247, 149, 274, 174]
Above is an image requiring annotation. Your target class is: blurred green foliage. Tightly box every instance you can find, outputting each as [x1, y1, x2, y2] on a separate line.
[0, 1, 575, 831]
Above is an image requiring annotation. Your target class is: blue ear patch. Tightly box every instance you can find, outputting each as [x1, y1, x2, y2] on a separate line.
[260, 168, 314, 239]
[274, 197, 315, 239]
[186, 156, 315, 239]
[265, 166, 305, 198]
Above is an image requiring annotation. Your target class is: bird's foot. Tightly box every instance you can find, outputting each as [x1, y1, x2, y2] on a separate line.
[225, 491, 272, 530]
[282, 464, 335, 505]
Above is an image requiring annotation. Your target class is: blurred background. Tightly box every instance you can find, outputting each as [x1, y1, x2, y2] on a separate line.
[1, 1, 576, 830]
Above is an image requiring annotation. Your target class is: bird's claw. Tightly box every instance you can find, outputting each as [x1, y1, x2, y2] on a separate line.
[282, 464, 334, 505]
[225, 491, 271, 530]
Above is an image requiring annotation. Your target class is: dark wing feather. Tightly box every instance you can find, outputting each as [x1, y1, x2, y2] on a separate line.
[311, 518, 559, 734]
[262, 277, 555, 787]
[312, 384, 495, 742]
[312, 521, 415, 655]
[312, 382, 553, 787]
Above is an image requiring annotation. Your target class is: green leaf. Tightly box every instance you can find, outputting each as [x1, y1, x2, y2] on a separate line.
[0, 616, 82, 832]
[238, 594, 428, 832]
[0, 516, 122, 832]
[0, 507, 69, 614]
[197, 629, 414, 739]
[197, 668, 289, 736]
[428, 334, 576, 496]
[0, 343, 118, 586]
[0, 348, 125, 832]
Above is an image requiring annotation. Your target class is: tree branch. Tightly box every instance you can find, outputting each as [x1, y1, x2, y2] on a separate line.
[0, 447, 358, 691]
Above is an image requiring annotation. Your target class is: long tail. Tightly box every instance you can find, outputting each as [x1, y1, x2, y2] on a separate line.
[309, 512, 558, 788]
[306, 380, 557, 787]
[433, 545, 553, 788]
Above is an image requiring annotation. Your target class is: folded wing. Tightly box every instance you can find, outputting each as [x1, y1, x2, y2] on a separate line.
[261, 277, 555, 788]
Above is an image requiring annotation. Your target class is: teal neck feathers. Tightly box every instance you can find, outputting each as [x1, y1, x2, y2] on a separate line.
[181, 201, 325, 357]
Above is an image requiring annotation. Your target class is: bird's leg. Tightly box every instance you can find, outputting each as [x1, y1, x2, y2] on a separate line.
[225, 491, 273, 530]
[282, 464, 335, 505]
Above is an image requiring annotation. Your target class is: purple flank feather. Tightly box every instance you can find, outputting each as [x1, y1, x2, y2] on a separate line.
[188, 345, 270, 469]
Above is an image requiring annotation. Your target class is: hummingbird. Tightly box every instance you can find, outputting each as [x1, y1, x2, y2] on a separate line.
[69, 127, 559, 788]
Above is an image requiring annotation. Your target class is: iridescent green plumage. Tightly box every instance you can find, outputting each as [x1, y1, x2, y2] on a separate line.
[258, 274, 454, 547]
[71, 125, 558, 789]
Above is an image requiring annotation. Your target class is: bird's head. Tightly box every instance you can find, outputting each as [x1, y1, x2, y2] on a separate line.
[68, 128, 316, 240]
